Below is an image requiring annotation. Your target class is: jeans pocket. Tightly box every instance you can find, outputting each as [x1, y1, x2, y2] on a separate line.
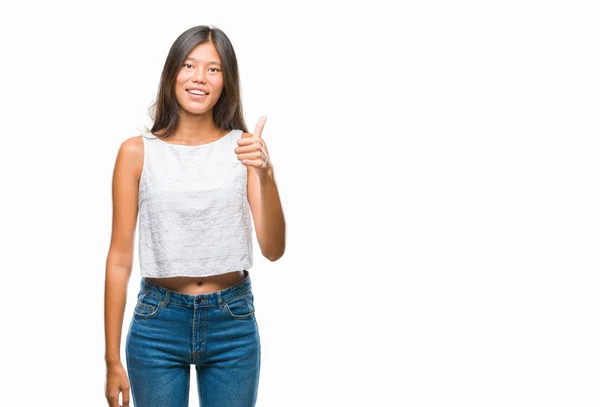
[133, 292, 163, 319]
[224, 292, 255, 320]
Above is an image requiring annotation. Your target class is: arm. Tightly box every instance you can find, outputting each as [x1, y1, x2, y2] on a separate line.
[104, 137, 142, 406]
[247, 163, 286, 261]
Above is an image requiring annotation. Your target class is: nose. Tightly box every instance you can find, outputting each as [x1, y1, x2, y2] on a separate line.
[192, 68, 206, 83]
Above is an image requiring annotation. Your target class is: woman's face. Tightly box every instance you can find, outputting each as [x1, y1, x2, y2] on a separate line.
[175, 42, 224, 116]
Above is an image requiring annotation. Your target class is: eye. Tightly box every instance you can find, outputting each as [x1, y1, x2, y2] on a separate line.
[183, 63, 193, 69]
[209, 67, 221, 72]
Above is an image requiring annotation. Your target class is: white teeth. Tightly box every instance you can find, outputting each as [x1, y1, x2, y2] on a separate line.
[188, 90, 206, 95]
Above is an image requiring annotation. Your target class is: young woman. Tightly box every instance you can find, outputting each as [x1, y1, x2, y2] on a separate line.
[104, 24, 285, 407]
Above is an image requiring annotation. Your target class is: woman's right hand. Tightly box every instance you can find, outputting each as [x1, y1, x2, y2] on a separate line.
[105, 362, 131, 407]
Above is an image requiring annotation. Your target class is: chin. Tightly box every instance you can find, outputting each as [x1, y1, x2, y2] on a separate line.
[182, 108, 211, 116]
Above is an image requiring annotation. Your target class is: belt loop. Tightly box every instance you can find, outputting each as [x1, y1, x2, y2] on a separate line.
[217, 291, 223, 309]
[163, 290, 171, 306]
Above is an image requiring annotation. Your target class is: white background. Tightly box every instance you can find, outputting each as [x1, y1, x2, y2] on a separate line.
[1, 0, 599, 406]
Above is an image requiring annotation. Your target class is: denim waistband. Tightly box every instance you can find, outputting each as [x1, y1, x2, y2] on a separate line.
[139, 270, 252, 308]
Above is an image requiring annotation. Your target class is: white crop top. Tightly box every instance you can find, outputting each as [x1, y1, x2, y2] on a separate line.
[137, 129, 253, 278]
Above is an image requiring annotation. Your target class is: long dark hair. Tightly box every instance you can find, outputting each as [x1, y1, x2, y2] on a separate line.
[146, 25, 248, 137]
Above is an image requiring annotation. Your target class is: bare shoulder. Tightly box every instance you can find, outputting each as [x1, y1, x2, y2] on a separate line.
[122, 135, 144, 150]
[115, 135, 144, 181]
[119, 135, 143, 157]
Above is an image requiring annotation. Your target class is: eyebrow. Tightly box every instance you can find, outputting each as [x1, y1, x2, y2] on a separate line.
[185, 57, 221, 65]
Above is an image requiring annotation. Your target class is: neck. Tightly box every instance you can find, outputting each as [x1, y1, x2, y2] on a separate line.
[174, 110, 221, 142]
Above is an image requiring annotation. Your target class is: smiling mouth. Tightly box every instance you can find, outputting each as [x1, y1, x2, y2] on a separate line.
[187, 89, 208, 96]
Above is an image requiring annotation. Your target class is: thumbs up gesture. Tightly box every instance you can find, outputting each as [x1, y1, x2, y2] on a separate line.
[235, 116, 272, 177]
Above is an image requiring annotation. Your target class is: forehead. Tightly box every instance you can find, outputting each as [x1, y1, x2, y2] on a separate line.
[185, 42, 221, 65]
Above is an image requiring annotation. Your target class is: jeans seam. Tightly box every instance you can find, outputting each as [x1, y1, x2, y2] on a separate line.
[198, 366, 203, 405]
[224, 301, 255, 319]
[186, 368, 190, 406]
[192, 308, 196, 365]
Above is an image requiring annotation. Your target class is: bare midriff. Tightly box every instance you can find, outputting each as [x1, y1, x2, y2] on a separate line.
[145, 270, 247, 295]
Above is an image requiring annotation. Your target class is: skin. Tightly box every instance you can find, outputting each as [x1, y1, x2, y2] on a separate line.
[104, 41, 286, 406]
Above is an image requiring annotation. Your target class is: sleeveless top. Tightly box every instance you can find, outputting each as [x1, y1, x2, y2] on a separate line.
[137, 129, 253, 278]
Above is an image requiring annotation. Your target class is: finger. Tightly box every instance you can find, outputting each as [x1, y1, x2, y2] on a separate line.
[106, 393, 119, 407]
[122, 388, 131, 407]
[235, 143, 261, 153]
[237, 150, 263, 161]
[237, 131, 260, 147]
[236, 137, 259, 147]
[241, 158, 264, 167]
[253, 116, 266, 139]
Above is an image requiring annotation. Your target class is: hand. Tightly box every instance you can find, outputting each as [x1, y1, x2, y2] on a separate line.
[105, 363, 131, 407]
[235, 116, 272, 177]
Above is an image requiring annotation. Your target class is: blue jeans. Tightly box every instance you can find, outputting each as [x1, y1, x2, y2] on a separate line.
[125, 270, 261, 406]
